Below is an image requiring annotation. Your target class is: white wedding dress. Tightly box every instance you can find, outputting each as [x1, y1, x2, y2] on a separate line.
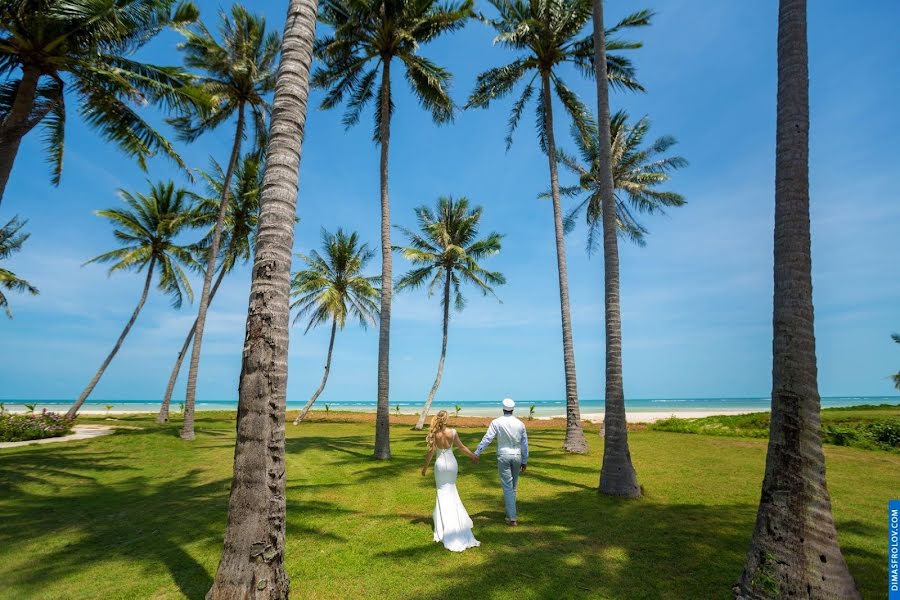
[432, 430, 480, 552]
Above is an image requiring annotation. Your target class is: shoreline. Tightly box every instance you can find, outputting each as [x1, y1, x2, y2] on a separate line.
[23, 407, 765, 424]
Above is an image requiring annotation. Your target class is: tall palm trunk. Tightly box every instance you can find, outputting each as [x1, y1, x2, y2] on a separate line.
[540, 70, 587, 454]
[181, 104, 246, 440]
[414, 270, 452, 430]
[293, 319, 337, 424]
[204, 0, 316, 597]
[66, 256, 156, 419]
[373, 58, 393, 459]
[734, 1, 858, 597]
[593, 0, 640, 497]
[157, 266, 228, 423]
[0, 66, 41, 206]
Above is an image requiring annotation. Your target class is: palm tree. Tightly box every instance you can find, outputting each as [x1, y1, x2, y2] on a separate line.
[0, 216, 38, 317]
[558, 111, 687, 250]
[892, 333, 900, 390]
[156, 150, 263, 423]
[65, 182, 200, 419]
[204, 0, 316, 596]
[734, 1, 859, 597]
[467, 0, 651, 453]
[290, 228, 380, 424]
[0, 0, 200, 205]
[395, 196, 505, 430]
[557, 108, 686, 496]
[313, 0, 473, 460]
[172, 5, 281, 440]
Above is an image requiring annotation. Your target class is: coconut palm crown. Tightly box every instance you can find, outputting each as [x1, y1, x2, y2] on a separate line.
[291, 228, 381, 333]
[395, 196, 505, 310]
[0, 0, 201, 203]
[465, 0, 652, 150]
[558, 110, 687, 251]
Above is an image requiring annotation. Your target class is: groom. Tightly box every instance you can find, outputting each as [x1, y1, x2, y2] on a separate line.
[473, 398, 529, 526]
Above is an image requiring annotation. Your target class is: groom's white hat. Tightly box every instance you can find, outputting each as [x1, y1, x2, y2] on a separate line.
[502, 398, 515, 410]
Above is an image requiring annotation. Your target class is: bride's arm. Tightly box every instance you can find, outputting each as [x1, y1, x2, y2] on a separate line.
[421, 449, 434, 475]
[453, 431, 478, 461]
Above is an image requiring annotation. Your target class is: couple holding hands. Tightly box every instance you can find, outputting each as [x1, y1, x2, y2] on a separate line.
[421, 398, 529, 552]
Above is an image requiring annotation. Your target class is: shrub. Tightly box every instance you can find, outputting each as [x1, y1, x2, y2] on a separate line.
[822, 425, 859, 447]
[865, 419, 900, 448]
[0, 411, 74, 443]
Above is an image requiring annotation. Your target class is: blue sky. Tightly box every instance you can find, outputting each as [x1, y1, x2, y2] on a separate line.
[1, 0, 898, 403]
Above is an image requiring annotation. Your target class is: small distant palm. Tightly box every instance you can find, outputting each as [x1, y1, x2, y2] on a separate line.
[395, 196, 505, 430]
[291, 229, 380, 424]
[558, 110, 687, 251]
[0, 216, 39, 318]
[454, 404, 462, 418]
[171, 4, 281, 439]
[157, 150, 263, 423]
[67, 182, 201, 418]
[892, 333, 900, 391]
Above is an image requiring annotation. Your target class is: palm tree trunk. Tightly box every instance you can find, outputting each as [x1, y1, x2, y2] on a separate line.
[157, 266, 228, 423]
[0, 66, 41, 206]
[66, 256, 156, 419]
[181, 104, 246, 441]
[592, 0, 640, 497]
[734, 1, 858, 597]
[374, 58, 393, 460]
[204, 0, 316, 597]
[415, 270, 452, 431]
[293, 319, 336, 424]
[540, 70, 587, 454]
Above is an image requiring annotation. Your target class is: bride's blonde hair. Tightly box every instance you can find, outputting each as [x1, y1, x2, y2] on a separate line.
[426, 410, 451, 451]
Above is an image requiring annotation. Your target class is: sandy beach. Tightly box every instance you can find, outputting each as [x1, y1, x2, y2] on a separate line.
[54, 407, 759, 423]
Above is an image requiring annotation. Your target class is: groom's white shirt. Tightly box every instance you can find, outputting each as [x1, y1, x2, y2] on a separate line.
[474, 414, 529, 465]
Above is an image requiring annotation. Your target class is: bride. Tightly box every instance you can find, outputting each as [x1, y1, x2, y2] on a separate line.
[421, 410, 481, 552]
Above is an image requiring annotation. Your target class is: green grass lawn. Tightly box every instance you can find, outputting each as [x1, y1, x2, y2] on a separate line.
[0, 413, 896, 599]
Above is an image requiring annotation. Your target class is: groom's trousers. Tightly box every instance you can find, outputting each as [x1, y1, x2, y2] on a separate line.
[497, 453, 522, 521]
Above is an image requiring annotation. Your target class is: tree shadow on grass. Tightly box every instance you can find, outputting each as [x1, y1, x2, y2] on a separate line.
[379, 492, 757, 599]
[0, 461, 226, 599]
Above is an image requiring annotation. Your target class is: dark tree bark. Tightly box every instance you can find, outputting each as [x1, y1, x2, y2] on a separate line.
[414, 270, 452, 430]
[67, 256, 156, 419]
[593, 0, 640, 498]
[374, 58, 393, 460]
[0, 66, 41, 206]
[292, 319, 337, 424]
[158, 266, 228, 423]
[204, 0, 317, 596]
[182, 104, 247, 440]
[734, 1, 858, 597]
[540, 70, 587, 454]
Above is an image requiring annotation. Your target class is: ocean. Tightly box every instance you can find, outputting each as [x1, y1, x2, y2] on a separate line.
[4, 396, 899, 417]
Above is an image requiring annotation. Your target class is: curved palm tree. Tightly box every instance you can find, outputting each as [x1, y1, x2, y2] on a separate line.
[735, 0, 859, 597]
[0, 216, 38, 317]
[557, 109, 685, 496]
[171, 5, 281, 440]
[66, 182, 200, 419]
[314, 0, 473, 460]
[156, 150, 262, 423]
[0, 0, 200, 205]
[395, 196, 504, 430]
[290, 228, 379, 424]
[892, 333, 900, 390]
[204, 0, 317, 595]
[467, 0, 651, 453]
